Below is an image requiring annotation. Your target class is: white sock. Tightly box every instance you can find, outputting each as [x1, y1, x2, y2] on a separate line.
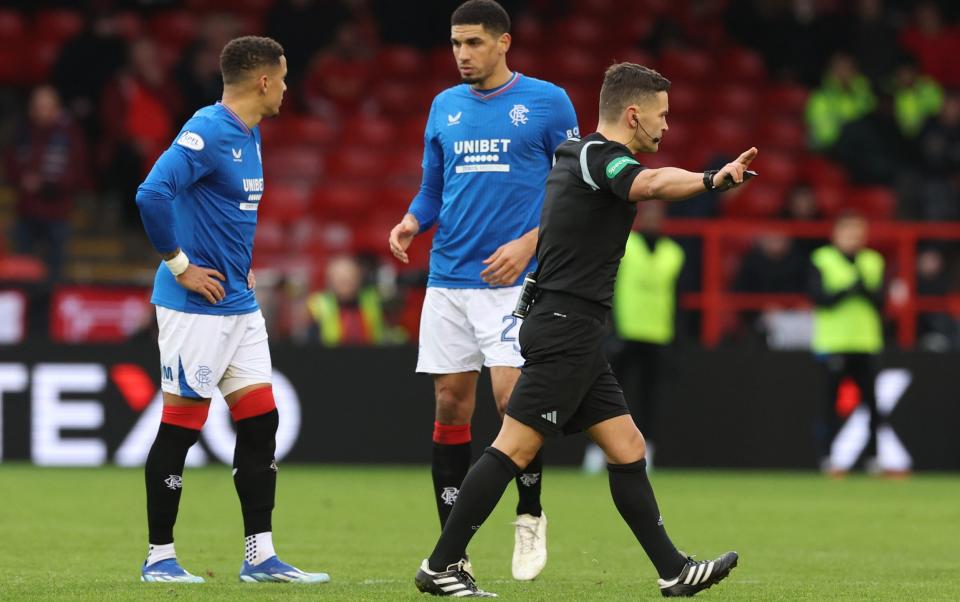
[245, 532, 276, 566]
[146, 543, 176, 566]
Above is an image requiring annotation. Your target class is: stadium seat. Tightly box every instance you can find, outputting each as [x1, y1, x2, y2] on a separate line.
[24, 38, 62, 84]
[756, 119, 807, 153]
[327, 146, 387, 180]
[0, 48, 22, 84]
[342, 114, 397, 147]
[659, 48, 712, 84]
[377, 184, 418, 212]
[611, 17, 655, 49]
[375, 45, 424, 80]
[553, 16, 606, 48]
[507, 48, 543, 78]
[259, 182, 311, 223]
[711, 84, 760, 115]
[35, 9, 84, 42]
[845, 187, 896, 220]
[512, 15, 544, 49]
[754, 150, 799, 188]
[0, 10, 26, 38]
[383, 152, 423, 182]
[263, 117, 338, 148]
[718, 47, 766, 83]
[546, 46, 600, 87]
[428, 46, 457, 79]
[254, 219, 287, 254]
[372, 81, 422, 116]
[149, 11, 198, 51]
[607, 47, 656, 72]
[701, 118, 754, 156]
[664, 84, 704, 119]
[764, 84, 809, 117]
[398, 115, 428, 146]
[812, 184, 846, 217]
[262, 146, 324, 184]
[802, 155, 849, 188]
[312, 182, 375, 220]
[722, 182, 786, 218]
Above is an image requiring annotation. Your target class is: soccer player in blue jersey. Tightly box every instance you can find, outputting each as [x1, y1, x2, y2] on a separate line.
[135, 36, 327, 584]
[388, 0, 577, 582]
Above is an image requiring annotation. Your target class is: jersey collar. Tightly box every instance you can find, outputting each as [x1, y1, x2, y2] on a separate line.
[216, 102, 252, 135]
[468, 72, 521, 100]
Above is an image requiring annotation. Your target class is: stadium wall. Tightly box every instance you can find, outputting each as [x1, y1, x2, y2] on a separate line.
[0, 345, 957, 470]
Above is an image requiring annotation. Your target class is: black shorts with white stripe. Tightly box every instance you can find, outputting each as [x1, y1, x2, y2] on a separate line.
[505, 290, 630, 438]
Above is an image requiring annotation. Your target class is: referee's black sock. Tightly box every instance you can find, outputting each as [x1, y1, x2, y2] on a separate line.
[431, 441, 472, 528]
[608, 459, 687, 579]
[428, 447, 519, 571]
[145, 422, 201, 545]
[515, 449, 543, 517]
[233, 409, 279, 536]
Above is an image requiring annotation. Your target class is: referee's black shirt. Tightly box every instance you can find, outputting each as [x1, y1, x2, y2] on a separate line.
[535, 132, 647, 308]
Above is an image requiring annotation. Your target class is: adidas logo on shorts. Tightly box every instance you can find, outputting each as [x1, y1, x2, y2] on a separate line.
[540, 410, 557, 424]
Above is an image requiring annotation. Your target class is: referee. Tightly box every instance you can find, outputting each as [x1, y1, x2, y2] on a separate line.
[414, 62, 757, 598]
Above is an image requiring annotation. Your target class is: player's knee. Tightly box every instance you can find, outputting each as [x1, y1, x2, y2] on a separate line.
[435, 388, 474, 424]
[605, 427, 646, 464]
[161, 402, 210, 431]
[230, 387, 277, 425]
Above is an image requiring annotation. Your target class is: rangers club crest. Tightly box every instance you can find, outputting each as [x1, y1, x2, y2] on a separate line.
[441, 486, 459, 506]
[509, 104, 529, 126]
[164, 474, 183, 490]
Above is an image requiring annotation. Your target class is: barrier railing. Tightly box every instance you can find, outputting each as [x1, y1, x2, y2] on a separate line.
[661, 220, 960, 347]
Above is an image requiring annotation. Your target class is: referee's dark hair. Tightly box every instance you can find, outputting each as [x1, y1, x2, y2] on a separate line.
[220, 36, 285, 86]
[452, 0, 511, 35]
[599, 63, 671, 123]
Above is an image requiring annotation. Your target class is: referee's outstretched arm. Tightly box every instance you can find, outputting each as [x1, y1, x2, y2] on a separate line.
[629, 147, 758, 202]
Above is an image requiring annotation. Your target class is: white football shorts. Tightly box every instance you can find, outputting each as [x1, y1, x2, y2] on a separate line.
[156, 306, 272, 399]
[416, 286, 525, 374]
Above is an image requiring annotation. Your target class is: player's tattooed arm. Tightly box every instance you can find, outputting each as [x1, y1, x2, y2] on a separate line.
[480, 227, 538, 287]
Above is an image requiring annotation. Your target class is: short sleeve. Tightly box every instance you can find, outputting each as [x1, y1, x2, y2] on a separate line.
[584, 142, 645, 202]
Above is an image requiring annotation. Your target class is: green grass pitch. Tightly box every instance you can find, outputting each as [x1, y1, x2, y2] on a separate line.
[1, 464, 958, 600]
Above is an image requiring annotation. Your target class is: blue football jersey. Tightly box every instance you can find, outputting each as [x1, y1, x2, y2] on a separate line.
[408, 73, 579, 288]
[138, 103, 264, 315]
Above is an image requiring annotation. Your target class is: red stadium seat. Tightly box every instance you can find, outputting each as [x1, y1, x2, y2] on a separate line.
[376, 184, 419, 211]
[375, 45, 424, 79]
[383, 152, 424, 182]
[659, 49, 712, 84]
[312, 182, 375, 220]
[845, 187, 896, 220]
[813, 184, 846, 217]
[756, 119, 807, 153]
[428, 46, 457, 79]
[24, 38, 63, 84]
[254, 219, 287, 254]
[506, 48, 543, 78]
[259, 182, 311, 223]
[607, 48, 656, 71]
[553, 16, 606, 48]
[557, 46, 602, 84]
[802, 155, 848, 188]
[342, 114, 397, 147]
[722, 182, 786, 218]
[149, 11, 198, 51]
[711, 84, 760, 115]
[754, 150, 799, 188]
[327, 146, 387, 180]
[701, 118, 754, 157]
[0, 48, 22, 84]
[398, 115, 429, 146]
[764, 84, 809, 117]
[512, 16, 544, 49]
[664, 84, 704, 119]
[262, 145, 324, 184]
[0, 10, 26, 38]
[611, 16, 655, 48]
[262, 116, 338, 148]
[372, 81, 422, 116]
[718, 47, 766, 83]
[35, 10, 84, 42]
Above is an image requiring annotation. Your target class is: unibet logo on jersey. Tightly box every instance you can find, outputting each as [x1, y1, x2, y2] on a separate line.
[454, 138, 513, 173]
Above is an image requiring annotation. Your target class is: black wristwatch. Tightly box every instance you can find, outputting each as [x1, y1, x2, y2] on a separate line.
[703, 169, 720, 191]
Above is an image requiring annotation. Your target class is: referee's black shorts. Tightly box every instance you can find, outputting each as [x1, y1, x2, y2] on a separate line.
[505, 290, 630, 437]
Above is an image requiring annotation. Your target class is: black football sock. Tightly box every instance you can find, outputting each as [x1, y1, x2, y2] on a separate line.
[233, 409, 279, 536]
[608, 459, 687, 579]
[145, 422, 201, 545]
[515, 449, 543, 517]
[428, 447, 518, 571]
[431, 441, 472, 528]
